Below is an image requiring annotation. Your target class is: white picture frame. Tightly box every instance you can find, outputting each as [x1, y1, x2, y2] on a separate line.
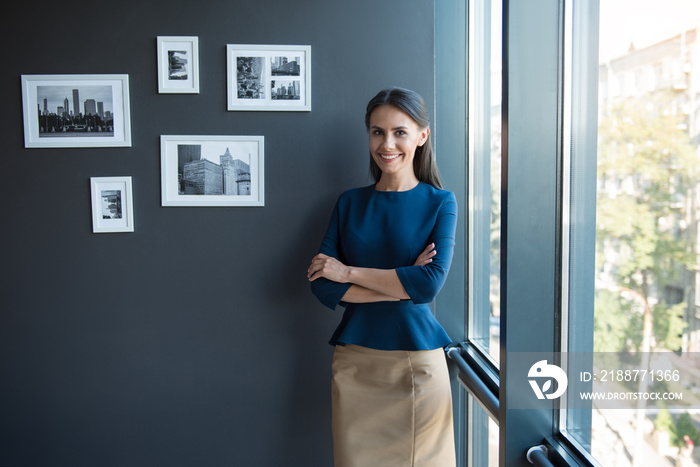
[90, 176, 135, 233]
[226, 44, 311, 111]
[160, 135, 265, 207]
[21, 74, 132, 148]
[157, 36, 200, 94]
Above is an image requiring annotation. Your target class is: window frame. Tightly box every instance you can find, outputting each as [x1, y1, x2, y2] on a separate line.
[435, 0, 602, 465]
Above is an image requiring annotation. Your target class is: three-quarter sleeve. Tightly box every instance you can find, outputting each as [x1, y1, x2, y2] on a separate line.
[310, 201, 352, 310]
[395, 192, 458, 304]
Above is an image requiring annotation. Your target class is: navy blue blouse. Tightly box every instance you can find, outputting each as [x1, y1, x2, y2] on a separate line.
[310, 182, 457, 351]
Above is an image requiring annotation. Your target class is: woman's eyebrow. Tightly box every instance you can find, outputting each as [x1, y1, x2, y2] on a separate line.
[370, 125, 409, 131]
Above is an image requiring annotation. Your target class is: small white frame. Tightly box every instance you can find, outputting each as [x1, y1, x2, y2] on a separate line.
[90, 176, 135, 233]
[21, 74, 132, 148]
[160, 135, 265, 207]
[157, 36, 200, 94]
[226, 44, 311, 111]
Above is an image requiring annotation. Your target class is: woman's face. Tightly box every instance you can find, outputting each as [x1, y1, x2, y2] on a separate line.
[368, 105, 429, 180]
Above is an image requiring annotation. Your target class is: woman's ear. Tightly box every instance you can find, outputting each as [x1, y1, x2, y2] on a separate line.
[418, 127, 430, 147]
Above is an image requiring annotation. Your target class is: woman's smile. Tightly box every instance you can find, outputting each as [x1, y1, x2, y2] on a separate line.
[379, 153, 402, 161]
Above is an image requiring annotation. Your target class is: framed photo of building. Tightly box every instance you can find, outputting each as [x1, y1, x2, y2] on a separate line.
[226, 44, 311, 111]
[160, 135, 265, 207]
[90, 176, 135, 233]
[157, 36, 200, 94]
[21, 74, 132, 148]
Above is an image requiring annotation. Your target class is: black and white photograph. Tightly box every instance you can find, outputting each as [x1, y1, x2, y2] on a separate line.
[157, 36, 199, 94]
[168, 51, 188, 80]
[100, 190, 122, 219]
[22, 75, 131, 148]
[227, 45, 310, 111]
[236, 57, 265, 99]
[271, 79, 300, 100]
[90, 176, 134, 233]
[37, 85, 114, 137]
[271, 56, 301, 76]
[160, 135, 265, 207]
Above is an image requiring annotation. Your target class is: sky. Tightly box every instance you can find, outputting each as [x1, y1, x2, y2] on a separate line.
[193, 142, 254, 165]
[599, 0, 700, 62]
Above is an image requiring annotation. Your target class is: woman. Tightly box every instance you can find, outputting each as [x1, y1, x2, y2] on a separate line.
[307, 87, 457, 467]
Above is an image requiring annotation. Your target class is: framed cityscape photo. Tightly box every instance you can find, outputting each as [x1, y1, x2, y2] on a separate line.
[226, 44, 311, 111]
[157, 36, 200, 94]
[160, 135, 265, 207]
[21, 74, 132, 148]
[90, 176, 135, 233]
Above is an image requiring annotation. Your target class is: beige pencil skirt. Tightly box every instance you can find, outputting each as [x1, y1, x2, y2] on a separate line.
[331, 344, 456, 467]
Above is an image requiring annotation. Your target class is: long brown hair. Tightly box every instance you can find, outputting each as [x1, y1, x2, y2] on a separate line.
[365, 87, 442, 189]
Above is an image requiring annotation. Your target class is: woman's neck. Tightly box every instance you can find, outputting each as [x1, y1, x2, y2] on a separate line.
[375, 173, 420, 192]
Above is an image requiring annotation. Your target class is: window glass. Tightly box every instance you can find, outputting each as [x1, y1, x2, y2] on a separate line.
[488, 0, 502, 363]
[468, 0, 501, 365]
[468, 395, 499, 467]
[566, 1, 700, 465]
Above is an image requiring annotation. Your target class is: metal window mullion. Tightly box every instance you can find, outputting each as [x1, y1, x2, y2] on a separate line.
[500, 0, 565, 465]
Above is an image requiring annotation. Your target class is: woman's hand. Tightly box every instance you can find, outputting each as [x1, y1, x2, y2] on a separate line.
[307, 254, 350, 283]
[413, 243, 436, 266]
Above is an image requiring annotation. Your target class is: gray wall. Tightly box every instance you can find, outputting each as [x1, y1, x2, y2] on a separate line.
[0, 1, 435, 465]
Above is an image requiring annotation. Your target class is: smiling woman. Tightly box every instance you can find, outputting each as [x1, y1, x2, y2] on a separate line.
[307, 87, 457, 467]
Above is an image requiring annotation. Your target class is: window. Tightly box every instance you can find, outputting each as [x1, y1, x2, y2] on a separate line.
[468, 0, 502, 367]
[459, 0, 602, 464]
[564, 1, 700, 466]
[468, 395, 499, 467]
[465, 0, 502, 464]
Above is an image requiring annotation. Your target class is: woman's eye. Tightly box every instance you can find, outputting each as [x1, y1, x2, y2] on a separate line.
[396, 131, 406, 136]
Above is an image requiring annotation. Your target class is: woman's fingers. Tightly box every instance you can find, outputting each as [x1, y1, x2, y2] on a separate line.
[414, 243, 436, 266]
[307, 254, 326, 278]
[307, 254, 348, 282]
